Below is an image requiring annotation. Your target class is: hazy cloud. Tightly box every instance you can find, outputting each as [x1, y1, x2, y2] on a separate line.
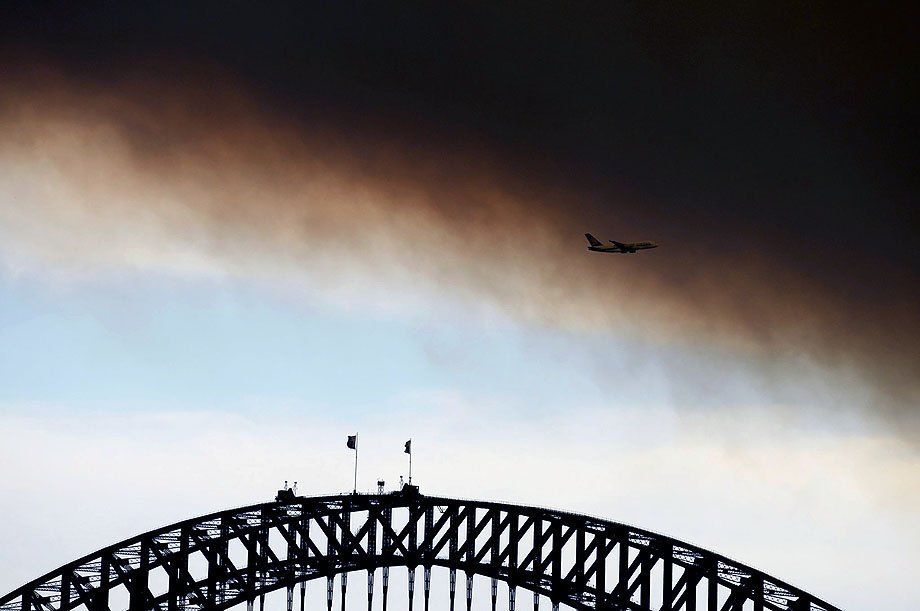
[0, 66, 916, 435]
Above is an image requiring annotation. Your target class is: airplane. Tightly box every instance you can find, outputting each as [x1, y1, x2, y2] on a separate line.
[585, 233, 658, 254]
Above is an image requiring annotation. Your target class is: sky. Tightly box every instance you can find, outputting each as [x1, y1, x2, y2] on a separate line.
[0, 3, 918, 610]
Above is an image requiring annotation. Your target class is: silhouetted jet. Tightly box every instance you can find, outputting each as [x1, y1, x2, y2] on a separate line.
[585, 233, 658, 254]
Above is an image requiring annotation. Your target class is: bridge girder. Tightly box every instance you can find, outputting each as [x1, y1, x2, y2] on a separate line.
[0, 491, 841, 611]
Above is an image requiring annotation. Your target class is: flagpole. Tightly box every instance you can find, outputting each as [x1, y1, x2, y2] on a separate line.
[408, 438, 412, 485]
[353, 434, 358, 494]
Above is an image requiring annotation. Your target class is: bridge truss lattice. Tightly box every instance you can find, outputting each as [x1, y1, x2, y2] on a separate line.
[0, 490, 841, 611]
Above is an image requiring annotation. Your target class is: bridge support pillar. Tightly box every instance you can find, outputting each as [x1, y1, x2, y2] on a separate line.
[662, 543, 673, 611]
[708, 557, 718, 611]
[367, 570, 374, 611]
[367, 512, 377, 611]
[686, 570, 698, 611]
[640, 552, 652, 609]
[259, 509, 269, 611]
[341, 508, 350, 611]
[299, 517, 309, 611]
[129, 540, 149, 611]
[382, 504, 392, 611]
[327, 513, 336, 611]
[533, 519, 542, 611]
[423, 567, 431, 611]
[382, 567, 389, 611]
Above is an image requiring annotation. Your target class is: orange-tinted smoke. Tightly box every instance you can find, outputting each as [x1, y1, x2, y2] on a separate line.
[0, 66, 917, 433]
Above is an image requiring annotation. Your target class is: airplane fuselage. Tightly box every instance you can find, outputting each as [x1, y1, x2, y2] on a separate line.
[587, 241, 658, 254]
[584, 233, 657, 253]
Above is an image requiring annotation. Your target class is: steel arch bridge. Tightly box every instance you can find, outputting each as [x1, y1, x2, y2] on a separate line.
[0, 489, 841, 611]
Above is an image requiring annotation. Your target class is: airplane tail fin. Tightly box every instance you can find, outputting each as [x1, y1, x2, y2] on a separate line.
[585, 233, 603, 247]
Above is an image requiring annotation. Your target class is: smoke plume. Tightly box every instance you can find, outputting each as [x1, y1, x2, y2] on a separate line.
[0, 4, 916, 432]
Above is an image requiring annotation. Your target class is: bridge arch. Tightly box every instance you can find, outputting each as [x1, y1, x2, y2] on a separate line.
[0, 490, 840, 611]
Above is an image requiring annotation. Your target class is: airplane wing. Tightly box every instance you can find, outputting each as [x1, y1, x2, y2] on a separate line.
[609, 239, 629, 250]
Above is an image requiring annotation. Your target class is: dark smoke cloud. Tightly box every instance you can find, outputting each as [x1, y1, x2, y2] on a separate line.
[0, 3, 917, 430]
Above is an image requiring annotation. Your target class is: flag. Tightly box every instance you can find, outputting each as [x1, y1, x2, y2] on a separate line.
[404, 439, 411, 454]
[347, 435, 357, 450]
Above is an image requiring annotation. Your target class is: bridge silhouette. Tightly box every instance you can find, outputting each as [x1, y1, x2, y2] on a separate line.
[0, 487, 841, 611]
